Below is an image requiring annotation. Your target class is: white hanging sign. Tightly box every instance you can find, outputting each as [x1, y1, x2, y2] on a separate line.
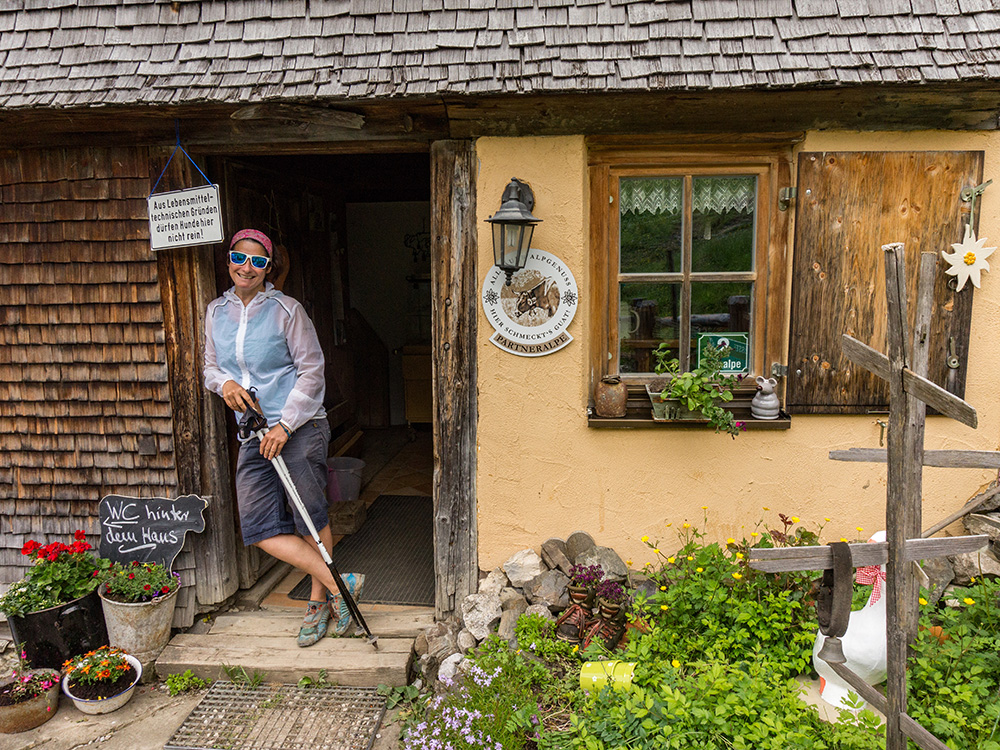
[147, 184, 224, 250]
[481, 248, 578, 357]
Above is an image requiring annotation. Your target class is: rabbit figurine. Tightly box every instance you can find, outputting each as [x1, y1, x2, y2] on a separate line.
[751, 376, 781, 419]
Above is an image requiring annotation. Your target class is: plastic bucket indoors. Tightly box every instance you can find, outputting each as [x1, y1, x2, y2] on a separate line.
[580, 660, 636, 692]
[326, 457, 365, 503]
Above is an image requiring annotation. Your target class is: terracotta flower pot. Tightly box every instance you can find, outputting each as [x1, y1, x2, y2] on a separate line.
[62, 654, 141, 715]
[0, 684, 59, 733]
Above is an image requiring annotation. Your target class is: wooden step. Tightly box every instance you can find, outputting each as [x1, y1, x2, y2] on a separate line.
[210, 609, 435, 639]
[156, 633, 412, 686]
[155, 608, 429, 687]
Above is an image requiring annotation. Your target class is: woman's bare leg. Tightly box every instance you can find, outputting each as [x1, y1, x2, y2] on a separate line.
[255, 524, 336, 601]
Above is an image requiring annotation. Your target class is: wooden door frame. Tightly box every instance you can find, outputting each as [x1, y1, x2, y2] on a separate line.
[430, 140, 479, 620]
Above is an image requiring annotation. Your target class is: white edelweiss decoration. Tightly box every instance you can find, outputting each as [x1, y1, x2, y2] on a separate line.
[941, 225, 996, 292]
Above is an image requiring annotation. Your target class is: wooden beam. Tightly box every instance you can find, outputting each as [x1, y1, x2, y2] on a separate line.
[430, 140, 478, 620]
[747, 535, 986, 572]
[842, 334, 890, 380]
[230, 103, 365, 130]
[901, 368, 977, 428]
[829, 448, 1000, 469]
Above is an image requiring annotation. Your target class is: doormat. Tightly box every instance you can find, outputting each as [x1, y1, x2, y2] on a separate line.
[165, 682, 386, 750]
[290, 495, 434, 606]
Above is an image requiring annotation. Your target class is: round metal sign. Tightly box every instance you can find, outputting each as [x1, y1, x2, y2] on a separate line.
[481, 249, 578, 357]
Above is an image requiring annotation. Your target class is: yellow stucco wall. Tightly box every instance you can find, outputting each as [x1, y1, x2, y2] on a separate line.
[475, 132, 1000, 572]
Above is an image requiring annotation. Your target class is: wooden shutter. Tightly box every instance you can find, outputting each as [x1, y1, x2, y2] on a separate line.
[787, 151, 983, 414]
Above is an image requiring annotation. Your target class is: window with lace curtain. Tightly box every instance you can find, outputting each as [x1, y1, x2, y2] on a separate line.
[588, 138, 795, 421]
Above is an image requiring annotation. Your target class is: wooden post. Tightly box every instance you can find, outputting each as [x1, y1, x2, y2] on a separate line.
[430, 140, 478, 620]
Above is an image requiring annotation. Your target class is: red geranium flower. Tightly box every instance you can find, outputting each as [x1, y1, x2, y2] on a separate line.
[161, 586, 170, 594]
[21, 540, 41, 556]
[143, 584, 151, 590]
[74, 530, 87, 541]
[127, 573, 134, 579]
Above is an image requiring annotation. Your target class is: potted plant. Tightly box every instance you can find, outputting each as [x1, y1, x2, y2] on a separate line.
[0, 532, 111, 669]
[648, 343, 744, 437]
[595, 579, 628, 622]
[566, 564, 604, 606]
[0, 668, 61, 733]
[61, 646, 141, 715]
[98, 562, 181, 669]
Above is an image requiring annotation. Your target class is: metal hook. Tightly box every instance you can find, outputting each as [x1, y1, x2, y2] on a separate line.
[875, 419, 887, 447]
[961, 179, 993, 227]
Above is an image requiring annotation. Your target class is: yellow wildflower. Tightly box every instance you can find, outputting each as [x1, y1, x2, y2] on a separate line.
[667, 557, 675, 564]
[653, 548, 660, 555]
[824, 517, 831, 522]
[736, 552, 744, 560]
[572, 645, 579, 654]
[964, 597, 975, 606]
[732, 572, 743, 580]
[791, 516, 800, 523]
[762, 506, 769, 511]
[701, 506, 708, 510]
[671, 659, 681, 668]
[840, 537, 848, 543]
[682, 522, 691, 529]
[641, 535, 649, 543]
[970, 577, 977, 583]
[726, 538, 735, 545]
[660, 605, 668, 611]
[625, 559, 633, 567]
[751, 532, 758, 538]
[686, 556, 694, 561]
[696, 567, 703, 573]
[919, 597, 928, 606]
[665, 522, 672, 528]
[856, 526, 863, 532]
[660, 586, 666, 591]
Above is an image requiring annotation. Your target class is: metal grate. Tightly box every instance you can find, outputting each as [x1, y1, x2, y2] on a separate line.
[166, 683, 387, 750]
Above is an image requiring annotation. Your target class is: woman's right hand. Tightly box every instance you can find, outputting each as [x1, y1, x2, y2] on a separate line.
[221, 380, 256, 413]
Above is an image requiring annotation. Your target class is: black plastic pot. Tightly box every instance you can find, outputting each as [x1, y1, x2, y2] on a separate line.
[8, 590, 109, 669]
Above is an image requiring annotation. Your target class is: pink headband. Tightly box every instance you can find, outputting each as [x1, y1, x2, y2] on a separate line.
[230, 229, 273, 256]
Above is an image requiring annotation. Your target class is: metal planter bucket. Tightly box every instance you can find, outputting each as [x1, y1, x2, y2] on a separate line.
[8, 590, 109, 670]
[580, 660, 636, 692]
[98, 585, 178, 670]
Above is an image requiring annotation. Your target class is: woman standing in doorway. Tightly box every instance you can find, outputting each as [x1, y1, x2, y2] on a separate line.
[203, 229, 363, 647]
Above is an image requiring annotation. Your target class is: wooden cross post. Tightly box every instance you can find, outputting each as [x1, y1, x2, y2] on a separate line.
[750, 245, 995, 750]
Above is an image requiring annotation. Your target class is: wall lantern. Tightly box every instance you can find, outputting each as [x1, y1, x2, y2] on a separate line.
[486, 178, 541, 286]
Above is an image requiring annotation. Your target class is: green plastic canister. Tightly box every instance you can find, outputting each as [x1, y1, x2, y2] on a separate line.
[579, 660, 636, 692]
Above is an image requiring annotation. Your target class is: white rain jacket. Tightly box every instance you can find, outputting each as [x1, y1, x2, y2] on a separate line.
[204, 283, 325, 437]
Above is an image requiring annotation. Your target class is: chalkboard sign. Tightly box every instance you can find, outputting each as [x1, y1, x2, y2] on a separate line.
[98, 494, 208, 571]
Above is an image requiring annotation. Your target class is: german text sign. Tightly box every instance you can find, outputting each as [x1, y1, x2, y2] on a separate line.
[148, 184, 224, 250]
[98, 494, 208, 571]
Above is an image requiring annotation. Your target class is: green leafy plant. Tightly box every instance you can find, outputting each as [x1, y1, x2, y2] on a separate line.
[298, 669, 330, 688]
[221, 663, 266, 689]
[0, 531, 110, 617]
[653, 343, 743, 437]
[0, 667, 60, 706]
[377, 683, 420, 709]
[101, 561, 180, 603]
[165, 670, 210, 696]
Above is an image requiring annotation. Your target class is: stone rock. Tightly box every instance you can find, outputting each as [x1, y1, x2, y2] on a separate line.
[457, 629, 478, 653]
[461, 592, 503, 641]
[630, 575, 660, 602]
[565, 531, 596, 563]
[499, 587, 527, 610]
[523, 603, 555, 621]
[502, 592, 529, 615]
[416, 653, 438, 682]
[949, 549, 1000, 583]
[964, 513, 1000, 543]
[502, 549, 547, 588]
[541, 538, 573, 575]
[426, 624, 459, 662]
[526, 569, 571, 611]
[575, 545, 629, 582]
[437, 653, 463, 685]
[977, 490, 1000, 513]
[478, 567, 509, 596]
[413, 631, 429, 657]
[917, 556, 955, 605]
[497, 609, 520, 642]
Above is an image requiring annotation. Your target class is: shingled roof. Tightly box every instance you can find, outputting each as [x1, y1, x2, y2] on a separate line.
[1, 0, 999, 110]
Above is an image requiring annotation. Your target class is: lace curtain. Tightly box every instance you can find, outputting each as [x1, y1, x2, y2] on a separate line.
[620, 177, 756, 216]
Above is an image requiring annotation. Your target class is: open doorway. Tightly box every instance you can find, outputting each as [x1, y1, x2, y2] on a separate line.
[211, 152, 435, 607]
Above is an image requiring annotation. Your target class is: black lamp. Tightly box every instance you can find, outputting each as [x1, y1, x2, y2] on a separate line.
[486, 178, 541, 286]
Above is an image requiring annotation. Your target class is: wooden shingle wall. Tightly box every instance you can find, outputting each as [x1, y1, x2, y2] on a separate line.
[0, 145, 181, 589]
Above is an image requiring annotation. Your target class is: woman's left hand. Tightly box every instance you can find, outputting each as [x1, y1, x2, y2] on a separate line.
[259, 425, 289, 460]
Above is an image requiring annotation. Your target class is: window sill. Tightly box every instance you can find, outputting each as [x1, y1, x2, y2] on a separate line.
[587, 382, 791, 430]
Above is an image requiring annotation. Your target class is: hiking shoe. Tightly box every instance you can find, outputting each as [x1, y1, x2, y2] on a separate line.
[330, 573, 365, 637]
[297, 600, 330, 647]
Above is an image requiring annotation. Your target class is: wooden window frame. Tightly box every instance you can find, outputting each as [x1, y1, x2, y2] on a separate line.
[587, 135, 797, 426]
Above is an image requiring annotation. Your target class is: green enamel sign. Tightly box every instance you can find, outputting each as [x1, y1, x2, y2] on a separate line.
[697, 333, 749, 374]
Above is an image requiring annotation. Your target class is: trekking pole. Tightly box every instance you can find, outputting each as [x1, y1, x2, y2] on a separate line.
[239, 390, 378, 650]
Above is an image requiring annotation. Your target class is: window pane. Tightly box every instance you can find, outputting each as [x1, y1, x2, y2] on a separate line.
[691, 176, 756, 273]
[687, 281, 753, 363]
[619, 178, 683, 273]
[619, 282, 681, 373]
